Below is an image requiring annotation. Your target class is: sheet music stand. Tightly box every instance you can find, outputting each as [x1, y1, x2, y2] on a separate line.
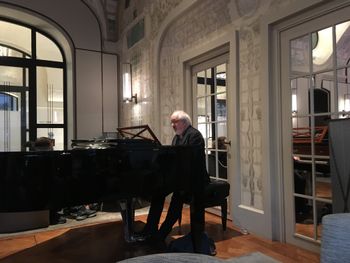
[117, 125, 161, 145]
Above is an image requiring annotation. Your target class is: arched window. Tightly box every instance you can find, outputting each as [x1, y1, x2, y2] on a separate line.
[0, 19, 66, 151]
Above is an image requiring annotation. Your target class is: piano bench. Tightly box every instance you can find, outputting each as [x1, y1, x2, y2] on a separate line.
[179, 179, 230, 230]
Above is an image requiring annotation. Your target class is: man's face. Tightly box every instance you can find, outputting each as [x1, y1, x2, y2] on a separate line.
[171, 116, 187, 135]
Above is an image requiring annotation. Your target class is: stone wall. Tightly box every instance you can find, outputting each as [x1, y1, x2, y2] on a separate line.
[239, 22, 263, 209]
[159, 0, 231, 143]
[118, 0, 299, 211]
[119, 0, 182, 134]
[120, 44, 152, 128]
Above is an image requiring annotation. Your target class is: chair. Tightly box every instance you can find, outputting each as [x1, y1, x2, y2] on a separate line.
[178, 179, 230, 230]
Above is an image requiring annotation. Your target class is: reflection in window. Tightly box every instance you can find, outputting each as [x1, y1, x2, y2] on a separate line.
[291, 34, 310, 75]
[288, 18, 350, 242]
[0, 92, 18, 111]
[37, 67, 64, 124]
[216, 72, 226, 79]
[0, 66, 27, 87]
[336, 21, 350, 67]
[216, 99, 226, 117]
[0, 20, 31, 57]
[37, 128, 64, 150]
[36, 32, 63, 62]
[195, 62, 228, 180]
[312, 27, 334, 68]
[0, 45, 24, 58]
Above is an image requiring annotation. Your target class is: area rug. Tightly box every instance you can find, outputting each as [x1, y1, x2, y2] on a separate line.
[0, 205, 150, 239]
[0, 220, 242, 263]
[0, 220, 163, 263]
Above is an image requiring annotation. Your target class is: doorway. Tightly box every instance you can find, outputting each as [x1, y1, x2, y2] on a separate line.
[191, 53, 230, 215]
[279, 2, 350, 250]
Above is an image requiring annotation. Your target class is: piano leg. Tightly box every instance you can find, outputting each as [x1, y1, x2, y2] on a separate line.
[119, 198, 136, 243]
[190, 199, 205, 253]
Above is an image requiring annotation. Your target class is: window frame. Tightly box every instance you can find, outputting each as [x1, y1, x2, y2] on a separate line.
[0, 18, 67, 150]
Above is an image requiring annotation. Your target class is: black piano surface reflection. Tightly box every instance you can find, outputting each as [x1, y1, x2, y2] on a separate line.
[0, 139, 206, 251]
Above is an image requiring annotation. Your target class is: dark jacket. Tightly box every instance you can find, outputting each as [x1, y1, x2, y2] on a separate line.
[172, 125, 209, 185]
[172, 125, 205, 147]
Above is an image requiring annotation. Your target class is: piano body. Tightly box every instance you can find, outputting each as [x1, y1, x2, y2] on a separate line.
[292, 126, 331, 218]
[293, 126, 330, 175]
[0, 139, 206, 251]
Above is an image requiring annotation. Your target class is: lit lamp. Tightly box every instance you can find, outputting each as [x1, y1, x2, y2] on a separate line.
[344, 93, 350, 112]
[292, 88, 297, 114]
[122, 63, 137, 103]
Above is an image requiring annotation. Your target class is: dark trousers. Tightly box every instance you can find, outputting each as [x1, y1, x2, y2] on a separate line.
[144, 191, 185, 240]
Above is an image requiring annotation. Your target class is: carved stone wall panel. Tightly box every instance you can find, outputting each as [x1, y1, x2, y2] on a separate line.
[147, 0, 182, 39]
[159, 54, 183, 143]
[235, 0, 259, 17]
[239, 23, 263, 209]
[159, 0, 231, 144]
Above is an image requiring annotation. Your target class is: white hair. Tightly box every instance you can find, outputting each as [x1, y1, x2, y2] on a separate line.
[171, 110, 192, 125]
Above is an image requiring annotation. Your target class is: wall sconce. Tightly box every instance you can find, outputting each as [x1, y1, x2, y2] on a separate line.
[291, 87, 297, 114]
[342, 65, 350, 116]
[344, 94, 350, 112]
[292, 93, 297, 114]
[122, 63, 137, 103]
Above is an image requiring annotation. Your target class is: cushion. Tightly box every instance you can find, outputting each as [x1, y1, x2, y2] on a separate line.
[203, 180, 230, 203]
[321, 213, 350, 262]
[117, 252, 224, 263]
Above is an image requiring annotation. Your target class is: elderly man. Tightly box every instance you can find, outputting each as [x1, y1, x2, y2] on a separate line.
[136, 110, 208, 242]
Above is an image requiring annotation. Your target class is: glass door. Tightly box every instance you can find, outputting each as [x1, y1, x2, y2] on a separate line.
[0, 65, 28, 151]
[193, 54, 229, 179]
[196, 63, 228, 181]
[193, 55, 229, 215]
[280, 3, 350, 250]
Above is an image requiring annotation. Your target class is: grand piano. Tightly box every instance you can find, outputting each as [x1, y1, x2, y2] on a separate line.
[0, 127, 207, 252]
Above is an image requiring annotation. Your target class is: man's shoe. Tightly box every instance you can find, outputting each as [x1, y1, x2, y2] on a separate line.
[89, 203, 100, 211]
[57, 215, 67, 224]
[69, 205, 85, 218]
[70, 206, 88, 221]
[133, 232, 153, 242]
[71, 206, 96, 221]
[50, 212, 67, 225]
[133, 229, 159, 242]
[85, 208, 97, 218]
[75, 210, 88, 221]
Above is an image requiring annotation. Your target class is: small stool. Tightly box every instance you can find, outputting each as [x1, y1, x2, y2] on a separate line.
[179, 179, 230, 230]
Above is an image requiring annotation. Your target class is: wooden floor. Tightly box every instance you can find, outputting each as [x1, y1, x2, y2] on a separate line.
[0, 206, 320, 263]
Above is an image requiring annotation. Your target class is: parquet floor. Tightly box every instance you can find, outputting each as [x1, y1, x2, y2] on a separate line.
[0, 206, 320, 262]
